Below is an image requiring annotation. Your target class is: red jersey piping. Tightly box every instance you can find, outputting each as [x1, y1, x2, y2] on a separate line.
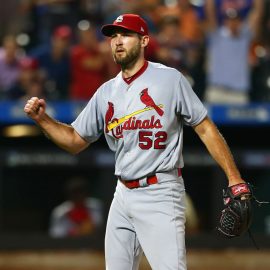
[123, 60, 148, 85]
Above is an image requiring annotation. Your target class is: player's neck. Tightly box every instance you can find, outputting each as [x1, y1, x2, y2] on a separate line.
[122, 58, 146, 79]
[122, 60, 148, 84]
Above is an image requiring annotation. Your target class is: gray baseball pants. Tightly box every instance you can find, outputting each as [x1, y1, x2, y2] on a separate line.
[105, 171, 187, 270]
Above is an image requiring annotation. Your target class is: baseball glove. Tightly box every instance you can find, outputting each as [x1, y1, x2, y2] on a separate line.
[217, 182, 253, 238]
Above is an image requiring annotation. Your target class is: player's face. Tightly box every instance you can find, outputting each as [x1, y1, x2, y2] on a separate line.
[110, 31, 144, 67]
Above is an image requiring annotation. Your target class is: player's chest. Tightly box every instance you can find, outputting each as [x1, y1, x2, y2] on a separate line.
[103, 83, 173, 140]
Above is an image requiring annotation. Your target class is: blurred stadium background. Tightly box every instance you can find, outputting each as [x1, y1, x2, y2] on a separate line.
[1, 0, 270, 269]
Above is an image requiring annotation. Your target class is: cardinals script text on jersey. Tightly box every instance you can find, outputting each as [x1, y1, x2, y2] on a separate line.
[105, 88, 165, 146]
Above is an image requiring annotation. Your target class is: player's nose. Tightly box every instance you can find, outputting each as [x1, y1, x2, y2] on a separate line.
[113, 34, 124, 45]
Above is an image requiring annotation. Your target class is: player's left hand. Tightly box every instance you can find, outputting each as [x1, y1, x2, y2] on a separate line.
[217, 182, 253, 238]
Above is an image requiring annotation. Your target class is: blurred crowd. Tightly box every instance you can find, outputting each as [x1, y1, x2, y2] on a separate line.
[49, 177, 104, 238]
[0, 0, 270, 104]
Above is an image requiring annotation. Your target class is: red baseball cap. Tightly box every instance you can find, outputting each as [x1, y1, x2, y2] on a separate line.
[101, 14, 149, 37]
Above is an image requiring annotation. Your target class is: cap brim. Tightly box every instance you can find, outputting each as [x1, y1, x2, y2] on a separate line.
[101, 24, 140, 37]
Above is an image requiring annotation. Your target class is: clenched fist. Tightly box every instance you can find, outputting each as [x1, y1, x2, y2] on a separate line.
[24, 97, 46, 121]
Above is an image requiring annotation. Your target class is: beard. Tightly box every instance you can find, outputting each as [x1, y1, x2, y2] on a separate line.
[113, 42, 141, 69]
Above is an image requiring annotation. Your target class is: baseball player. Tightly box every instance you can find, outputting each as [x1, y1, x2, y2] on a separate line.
[24, 14, 247, 270]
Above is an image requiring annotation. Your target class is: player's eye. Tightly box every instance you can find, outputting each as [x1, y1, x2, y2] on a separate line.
[123, 33, 134, 37]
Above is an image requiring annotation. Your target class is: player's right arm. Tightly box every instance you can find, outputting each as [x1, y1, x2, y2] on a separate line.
[24, 97, 89, 154]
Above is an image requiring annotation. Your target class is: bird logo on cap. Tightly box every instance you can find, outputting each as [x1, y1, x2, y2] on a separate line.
[115, 15, 124, 23]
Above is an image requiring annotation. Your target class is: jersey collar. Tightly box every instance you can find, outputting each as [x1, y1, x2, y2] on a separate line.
[123, 60, 148, 85]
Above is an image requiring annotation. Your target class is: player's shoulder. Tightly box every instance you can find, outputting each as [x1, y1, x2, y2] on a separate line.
[87, 77, 114, 100]
[104, 73, 121, 87]
[95, 72, 122, 96]
[147, 61, 182, 77]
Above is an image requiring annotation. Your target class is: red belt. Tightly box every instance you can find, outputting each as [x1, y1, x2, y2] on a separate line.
[119, 175, 158, 189]
[119, 168, 182, 189]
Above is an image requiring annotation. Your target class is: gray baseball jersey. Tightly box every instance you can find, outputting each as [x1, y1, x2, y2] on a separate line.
[72, 61, 207, 180]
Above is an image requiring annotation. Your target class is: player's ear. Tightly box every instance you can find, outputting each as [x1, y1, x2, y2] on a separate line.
[141, 35, 149, 48]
